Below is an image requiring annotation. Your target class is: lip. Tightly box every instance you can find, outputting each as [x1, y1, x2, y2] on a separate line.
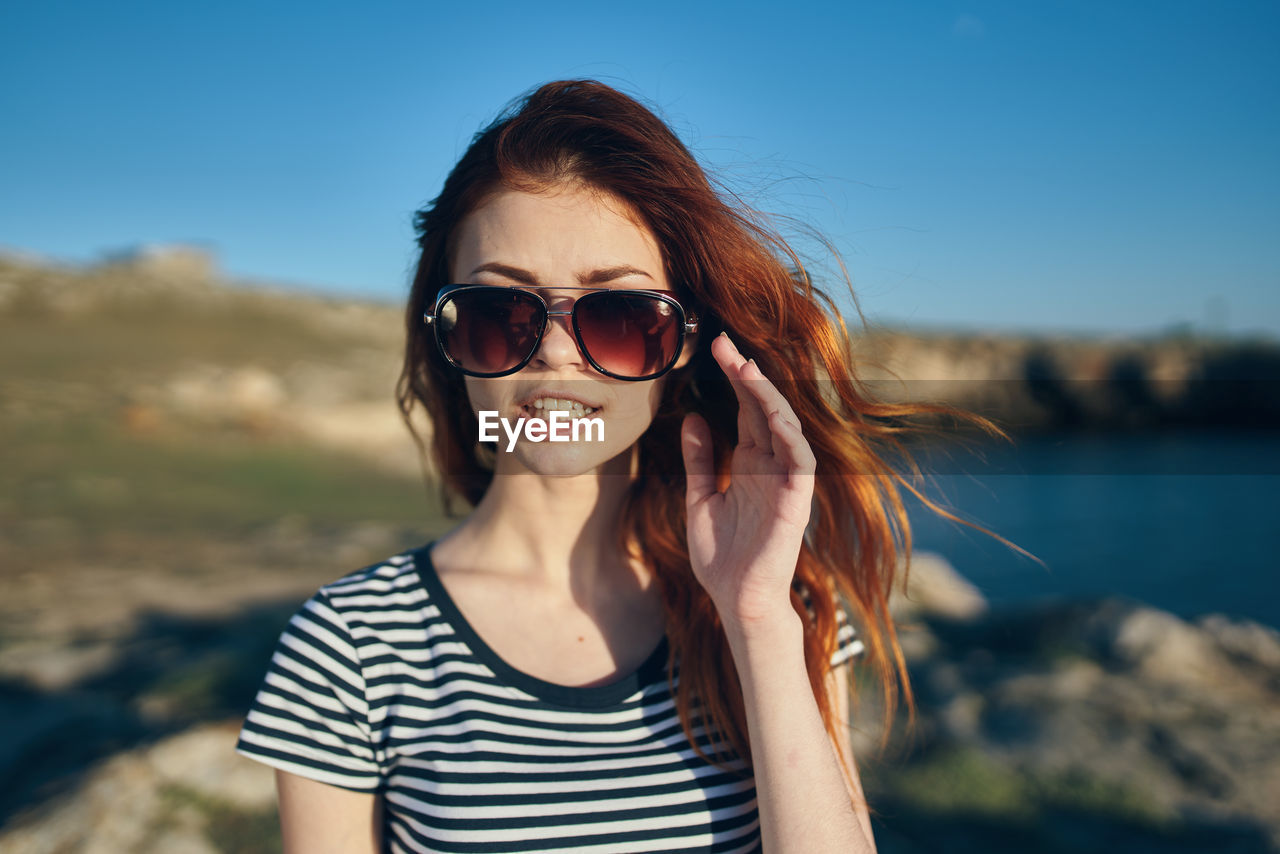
[514, 387, 604, 412]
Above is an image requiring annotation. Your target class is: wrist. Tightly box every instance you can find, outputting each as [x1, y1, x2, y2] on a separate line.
[721, 607, 804, 652]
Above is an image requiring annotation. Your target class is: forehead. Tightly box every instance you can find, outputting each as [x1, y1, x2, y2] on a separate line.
[449, 185, 667, 285]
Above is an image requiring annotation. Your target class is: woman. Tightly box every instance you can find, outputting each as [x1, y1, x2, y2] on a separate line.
[238, 79, 977, 852]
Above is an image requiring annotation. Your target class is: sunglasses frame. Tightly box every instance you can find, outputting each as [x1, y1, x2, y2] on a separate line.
[424, 284, 700, 381]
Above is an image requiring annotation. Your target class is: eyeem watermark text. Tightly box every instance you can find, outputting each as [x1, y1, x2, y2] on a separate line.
[478, 411, 605, 451]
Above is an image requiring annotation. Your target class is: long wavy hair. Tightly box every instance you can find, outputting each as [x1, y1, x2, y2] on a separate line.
[398, 79, 1004, 789]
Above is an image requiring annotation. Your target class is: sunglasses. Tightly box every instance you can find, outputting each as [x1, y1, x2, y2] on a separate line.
[424, 285, 699, 381]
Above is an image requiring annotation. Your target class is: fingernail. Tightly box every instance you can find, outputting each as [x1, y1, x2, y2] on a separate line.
[718, 331, 728, 339]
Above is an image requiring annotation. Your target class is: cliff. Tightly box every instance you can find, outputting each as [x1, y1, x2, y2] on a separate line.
[852, 326, 1280, 432]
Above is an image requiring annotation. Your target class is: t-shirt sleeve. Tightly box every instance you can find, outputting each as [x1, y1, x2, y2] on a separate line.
[235, 589, 383, 792]
[830, 601, 866, 669]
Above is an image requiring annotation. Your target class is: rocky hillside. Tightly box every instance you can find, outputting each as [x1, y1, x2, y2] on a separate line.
[851, 325, 1280, 433]
[0, 248, 421, 477]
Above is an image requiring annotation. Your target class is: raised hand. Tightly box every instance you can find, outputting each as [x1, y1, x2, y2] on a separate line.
[681, 333, 817, 630]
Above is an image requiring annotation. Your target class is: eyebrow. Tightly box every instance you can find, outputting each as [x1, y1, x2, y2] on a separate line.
[468, 262, 654, 285]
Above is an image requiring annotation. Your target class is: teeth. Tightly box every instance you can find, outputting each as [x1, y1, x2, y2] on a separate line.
[531, 397, 597, 415]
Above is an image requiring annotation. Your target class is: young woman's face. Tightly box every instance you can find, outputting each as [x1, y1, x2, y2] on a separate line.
[449, 183, 681, 477]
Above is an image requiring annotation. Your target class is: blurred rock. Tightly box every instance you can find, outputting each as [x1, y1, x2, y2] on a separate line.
[146, 725, 276, 809]
[166, 366, 286, 421]
[1097, 604, 1235, 689]
[0, 722, 273, 854]
[1196, 612, 1280, 672]
[891, 552, 989, 623]
[892, 596, 1280, 848]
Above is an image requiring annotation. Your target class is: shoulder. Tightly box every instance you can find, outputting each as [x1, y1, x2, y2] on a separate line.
[278, 546, 439, 666]
[308, 547, 430, 620]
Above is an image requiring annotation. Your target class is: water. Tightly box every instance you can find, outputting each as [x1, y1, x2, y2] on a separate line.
[902, 431, 1280, 629]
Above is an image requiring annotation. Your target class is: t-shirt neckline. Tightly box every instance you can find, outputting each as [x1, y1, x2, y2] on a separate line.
[412, 543, 670, 709]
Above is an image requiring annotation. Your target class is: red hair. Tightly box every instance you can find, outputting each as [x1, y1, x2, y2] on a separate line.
[397, 80, 1005, 788]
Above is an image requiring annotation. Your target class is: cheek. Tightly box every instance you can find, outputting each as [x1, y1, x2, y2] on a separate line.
[463, 378, 506, 414]
[612, 381, 667, 433]
[463, 378, 482, 412]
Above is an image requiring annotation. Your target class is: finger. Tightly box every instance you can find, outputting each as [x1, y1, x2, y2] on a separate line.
[681, 412, 719, 506]
[740, 358, 804, 437]
[712, 333, 770, 450]
[769, 410, 817, 476]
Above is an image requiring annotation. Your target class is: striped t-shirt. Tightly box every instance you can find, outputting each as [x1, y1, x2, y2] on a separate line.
[236, 544, 864, 853]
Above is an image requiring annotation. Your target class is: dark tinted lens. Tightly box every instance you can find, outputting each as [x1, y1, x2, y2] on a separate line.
[438, 288, 544, 375]
[575, 292, 682, 378]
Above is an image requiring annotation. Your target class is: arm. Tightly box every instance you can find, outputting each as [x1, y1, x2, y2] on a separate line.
[236, 590, 386, 852]
[832, 664, 877, 849]
[683, 333, 876, 852]
[724, 616, 876, 853]
[276, 770, 382, 854]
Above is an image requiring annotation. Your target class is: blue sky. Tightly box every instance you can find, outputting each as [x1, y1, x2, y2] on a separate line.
[3, 1, 1277, 336]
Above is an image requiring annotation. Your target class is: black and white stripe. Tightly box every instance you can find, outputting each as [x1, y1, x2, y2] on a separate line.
[237, 546, 864, 853]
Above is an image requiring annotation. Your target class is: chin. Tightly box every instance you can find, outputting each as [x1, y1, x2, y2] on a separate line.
[502, 441, 632, 478]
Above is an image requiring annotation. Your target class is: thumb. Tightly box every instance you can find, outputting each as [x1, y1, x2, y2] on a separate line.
[681, 412, 717, 507]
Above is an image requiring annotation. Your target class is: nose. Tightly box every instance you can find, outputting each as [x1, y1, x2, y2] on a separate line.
[530, 309, 586, 372]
